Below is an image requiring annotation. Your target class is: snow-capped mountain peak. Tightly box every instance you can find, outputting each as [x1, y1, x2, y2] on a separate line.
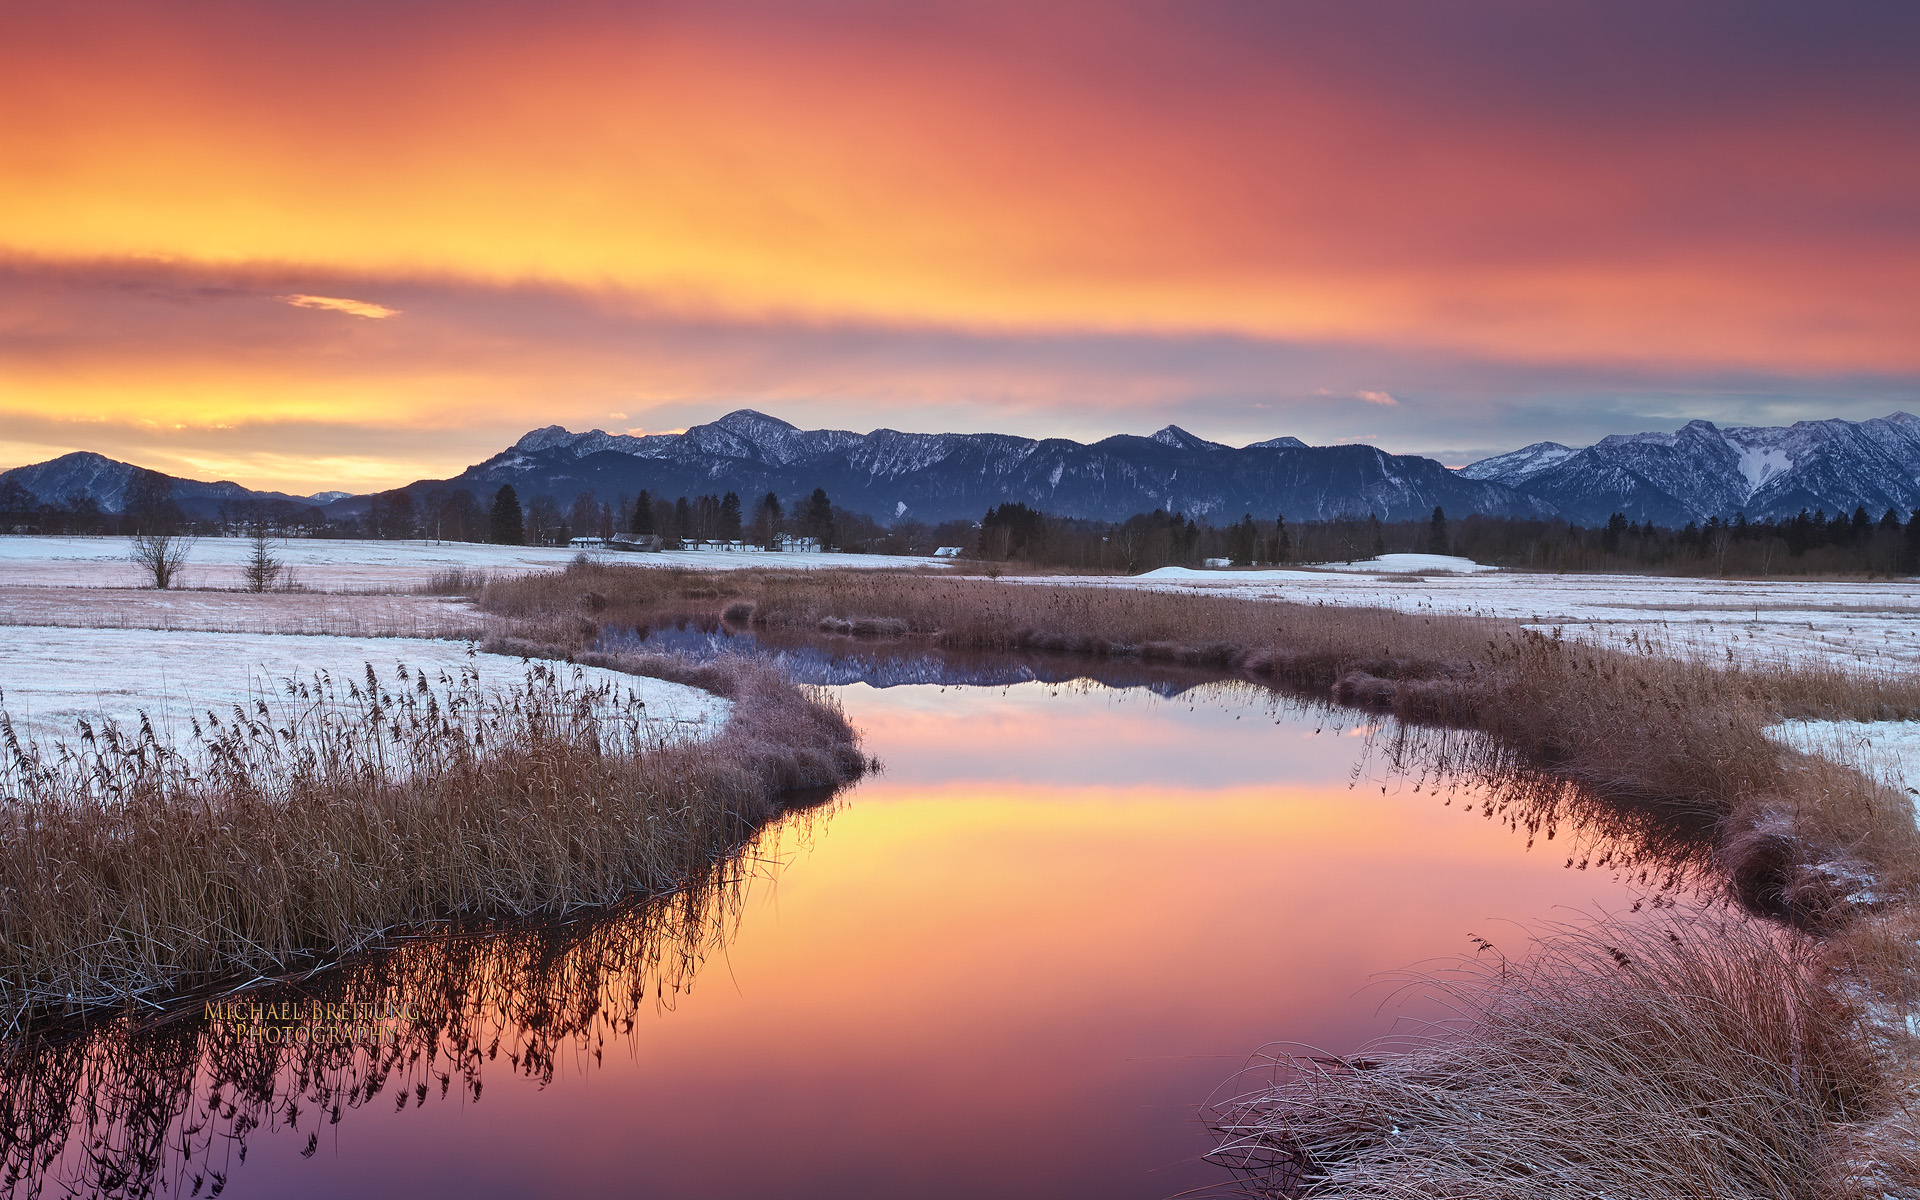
[1149, 425, 1227, 452]
[512, 425, 577, 453]
[1456, 442, 1578, 485]
[1244, 435, 1308, 449]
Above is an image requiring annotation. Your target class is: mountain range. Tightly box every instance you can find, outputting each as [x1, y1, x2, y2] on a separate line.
[406, 409, 1547, 525]
[4, 410, 1916, 529]
[1459, 413, 1920, 525]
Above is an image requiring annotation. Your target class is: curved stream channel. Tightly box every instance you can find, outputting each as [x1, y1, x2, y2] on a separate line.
[4, 634, 1711, 1198]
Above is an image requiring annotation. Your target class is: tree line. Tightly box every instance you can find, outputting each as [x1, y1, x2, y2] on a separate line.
[965, 501, 1920, 576]
[13, 468, 1914, 576]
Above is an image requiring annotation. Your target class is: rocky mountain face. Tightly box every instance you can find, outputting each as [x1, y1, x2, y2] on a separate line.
[1459, 414, 1920, 525]
[411, 409, 1553, 524]
[0, 452, 332, 515]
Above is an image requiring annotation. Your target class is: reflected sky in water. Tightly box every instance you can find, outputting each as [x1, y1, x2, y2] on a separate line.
[11, 678, 1667, 1199]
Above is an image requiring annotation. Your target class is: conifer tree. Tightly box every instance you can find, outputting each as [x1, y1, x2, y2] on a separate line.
[802, 488, 834, 548]
[631, 490, 654, 536]
[719, 492, 743, 541]
[489, 485, 524, 545]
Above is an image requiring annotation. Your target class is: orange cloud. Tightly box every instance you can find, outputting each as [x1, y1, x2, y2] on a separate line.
[1, 2, 1915, 374]
[281, 293, 398, 319]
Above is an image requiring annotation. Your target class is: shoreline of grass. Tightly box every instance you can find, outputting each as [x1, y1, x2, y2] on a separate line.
[0, 647, 867, 1033]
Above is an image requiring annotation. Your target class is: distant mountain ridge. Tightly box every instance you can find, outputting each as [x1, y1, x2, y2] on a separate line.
[414, 409, 1552, 524]
[1459, 413, 1920, 525]
[0, 451, 338, 515]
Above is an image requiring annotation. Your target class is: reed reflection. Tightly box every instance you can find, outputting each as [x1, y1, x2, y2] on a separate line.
[0, 800, 837, 1200]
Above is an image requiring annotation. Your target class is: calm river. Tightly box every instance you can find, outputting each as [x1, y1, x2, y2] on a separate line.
[9, 663, 1687, 1198]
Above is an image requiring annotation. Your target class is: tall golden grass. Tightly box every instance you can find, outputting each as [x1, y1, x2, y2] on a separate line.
[0, 650, 864, 1031]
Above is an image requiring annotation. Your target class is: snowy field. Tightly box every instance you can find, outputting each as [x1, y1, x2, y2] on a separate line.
[0, 536, 951, 591]
[0, 586, 483, 638]
[0, 628, 730, 750]
[1040, 557, 1920, 674]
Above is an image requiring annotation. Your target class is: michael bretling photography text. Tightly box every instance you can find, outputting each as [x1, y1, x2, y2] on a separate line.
[203, 1000, 418, 1045]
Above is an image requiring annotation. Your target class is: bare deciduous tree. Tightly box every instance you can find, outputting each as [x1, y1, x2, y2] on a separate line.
[129, 531, 193, 590]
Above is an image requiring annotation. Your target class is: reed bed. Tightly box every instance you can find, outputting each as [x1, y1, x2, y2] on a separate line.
[0, 650, 864, 1031]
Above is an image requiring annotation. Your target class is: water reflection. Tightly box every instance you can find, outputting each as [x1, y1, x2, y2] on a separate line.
[0, 656, 1714, 1199]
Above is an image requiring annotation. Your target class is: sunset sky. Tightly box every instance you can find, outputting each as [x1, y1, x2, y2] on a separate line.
[3, 0, 1917, 493]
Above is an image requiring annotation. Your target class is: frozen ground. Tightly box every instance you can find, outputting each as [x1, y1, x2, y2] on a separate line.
[0, 536, 950, 591]
[1039, 566, 1920, 673]
[0, 627, 729, 749]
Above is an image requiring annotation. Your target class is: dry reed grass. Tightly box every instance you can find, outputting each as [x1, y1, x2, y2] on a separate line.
[0, 650, 864, 1031]
[1209, 915, 1887, 1199]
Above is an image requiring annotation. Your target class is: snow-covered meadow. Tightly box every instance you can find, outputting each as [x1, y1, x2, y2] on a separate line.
[0, 628, 729, 752]
[0, 535, 950, 591]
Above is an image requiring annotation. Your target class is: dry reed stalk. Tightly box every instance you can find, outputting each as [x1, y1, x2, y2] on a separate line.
[0, 651, 864, 1030]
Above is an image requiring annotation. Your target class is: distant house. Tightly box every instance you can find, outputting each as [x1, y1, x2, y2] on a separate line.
[608, 533, 663, 552]
[776, 535, 822, 553]
[568, 536, 610, 548]
[932, 546, 963, 558]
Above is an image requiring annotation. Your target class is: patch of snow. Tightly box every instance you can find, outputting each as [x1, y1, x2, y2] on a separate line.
[1736, 444, 1793, 490]
[0, 627, 730, 749]
[1315, 553, 1497, 575]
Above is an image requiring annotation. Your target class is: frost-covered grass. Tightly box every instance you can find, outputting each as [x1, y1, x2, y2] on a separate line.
[0, 627, 730, 751]
[0, 534, 949, 591]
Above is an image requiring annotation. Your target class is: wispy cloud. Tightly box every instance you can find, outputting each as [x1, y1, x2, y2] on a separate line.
[282, 294, 399, 319]
[1356, 390, 1399, 407]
